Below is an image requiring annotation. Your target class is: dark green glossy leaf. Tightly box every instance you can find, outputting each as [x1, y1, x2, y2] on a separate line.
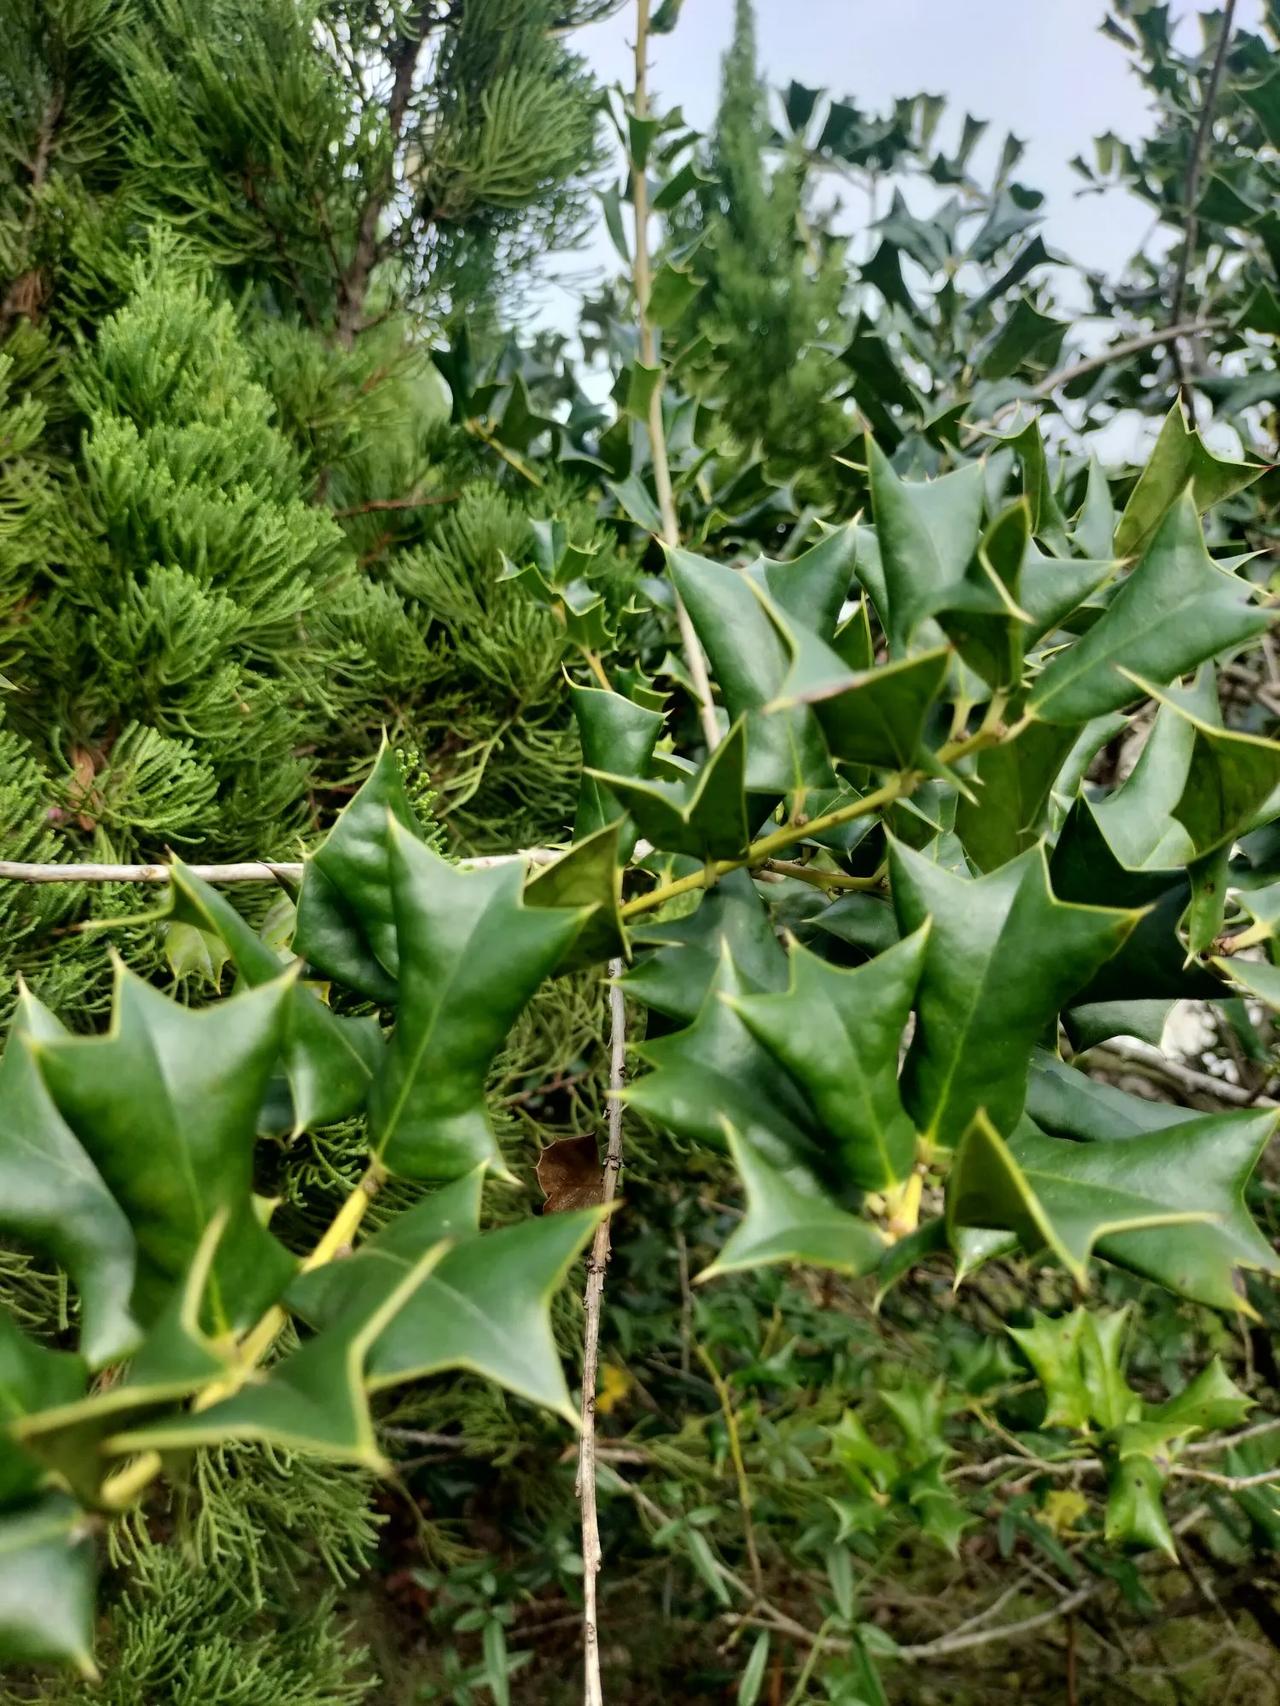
[623, 869, 785, 1024]
[668, 537, 851, 795]
[624, 950, 826, 1177]
[31, 967, 295, 1334]
[0, 997, 138, 1368]
[699, 1126, 885, 1280]
[525, 822, 626, 972]
[953, 720, 1078, 871]
[294, 742, 426, 1002]
[117, 1238, 451, 1467]
[867, 437, 986, 656]
[370, 822, 589, 1180]
[728, 928, 929, 1190]
[0, 1495, 97, 1680]
[1114, 401, 1265, 559]
[1029, 493, 1271, 725]
[892, 842, 1138, 1148]
[948, 1108, 1280, 1306]
[590, 719, 750, 861]
[288, 1170, 603, 1422]
[169, 862, 382, 1136]
[774, 646, 951, 772]
[570, 684, 665, 855]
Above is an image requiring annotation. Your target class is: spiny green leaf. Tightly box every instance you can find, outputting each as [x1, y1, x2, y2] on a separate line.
[0, 996, 138, 1369]
[699, 1125, 885, 1281]
[589, 719, 750, 861]
[622, 869, 786, 1024]
[948, 1108, 1280, 1307]
[668, 537, 851, 796]
[30, 965, 295, 1335]
[728, 927, 929, 1190]
[169, 861, 382, 1136]
[294, 742, 426, 1002]
[1114, 400, 1265, 560]
[1029, 492, 1272, 724]
[1129, 679, 1280, 860]
[289, 1170, 603, 1422]
[953, 719, 1078, 871]
[115, 1238, 452, 1468]
[624, 949, 826, 1178]
[370, 821, 590, 1180]
[1105, 1441, 1176, 1556]
[1025, 1053, 1198, 1143]
[525, 822, 626, 972]
[891, 841, 1138, 1147]
[867, 437, 986, 656]
[934, 500, 1031, 690]
[570, 684, 665, 855]
[772, 645, 951, 773]
[0, 1315, 87, 1504]
[0, 1494, 97, 1680]
[1008, 1309, 1092, 1430]
[1148, 1359, 1253, 1436]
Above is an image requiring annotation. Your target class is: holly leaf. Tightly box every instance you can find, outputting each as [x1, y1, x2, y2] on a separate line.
[0, 1315, 87, 1504]
[934, 500, 1032, 690]
[622, 868, 786, 1024]
[867, 437, 986, 655]
[947, 1108, 1280, 1307]
[0, 1494, 97, 1680]
[1148, 1359, 1252, 1436]
[288, 1171, 603, 1422]
[728, 927, 930, 1190]
[1008, 1308, 1092, 1430]
[771, 645, 951, 772]
[525, 822, 626, 972]
[624, 949, 827, 1178]
[1026, 1053, 1199, 1143]
[115, 1237, 452, 1468]
[669, 535, 852, 796]
[1114, 400, 1265, 559]
[0, 996, 138, 1368]
[293, 742, 426, 1002]
[699, 1125, 886, 1281]
[30, 964, 295, 1334]
[1127, 679, 1280, 861]
[1028, 492, 1272, 724]
[953, 720, 1078, 871]
[570, 685, 665, 853]
[169, 862, 382, 1136]
[1105, 1440, 1176, 1556]
[369, 821, 590, 1180]
[891, 841, 1138, 1147]
[590, 719, 750, 861]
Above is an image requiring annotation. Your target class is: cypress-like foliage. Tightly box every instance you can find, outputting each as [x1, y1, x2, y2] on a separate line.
[683, 0, 852, 501]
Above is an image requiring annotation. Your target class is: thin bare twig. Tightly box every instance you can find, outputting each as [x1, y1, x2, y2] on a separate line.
[1082, 1040, 1277, 1109]
[629, 0, 719, 753]
[1169, 0, 1238, 405]
[0, 850, 560, 885]
[578, 964, 627, 1706]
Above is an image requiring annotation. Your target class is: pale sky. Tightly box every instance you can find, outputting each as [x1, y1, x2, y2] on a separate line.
[533, 0, 1264, 346]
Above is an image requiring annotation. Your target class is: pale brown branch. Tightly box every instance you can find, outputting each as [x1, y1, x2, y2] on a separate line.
[0, 850, 559, 885]
[628, 0, 719, 753]
[578, 963, 627, 1706]
[1170, 0, 1238, 404]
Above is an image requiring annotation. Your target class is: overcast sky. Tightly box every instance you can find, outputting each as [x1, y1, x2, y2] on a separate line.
[533, 0, 1264, 341]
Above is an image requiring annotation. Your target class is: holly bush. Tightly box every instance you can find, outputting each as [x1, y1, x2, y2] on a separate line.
[3, 392, 1279, 1692]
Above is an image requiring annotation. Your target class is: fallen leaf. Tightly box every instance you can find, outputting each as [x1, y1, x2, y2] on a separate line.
[536, 1133, 603, 1213]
